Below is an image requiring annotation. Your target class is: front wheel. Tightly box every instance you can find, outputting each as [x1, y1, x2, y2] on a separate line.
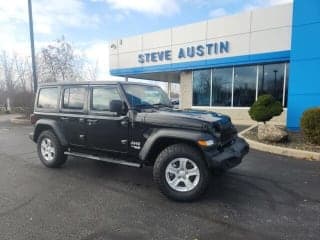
[153, 144, 209, 201]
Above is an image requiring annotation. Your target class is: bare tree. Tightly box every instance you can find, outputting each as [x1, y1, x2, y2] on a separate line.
[14, 55, 32, 92]
[0, 51, 17, 110]
[37, 36, 85, 83]
[0, 36, 98, 113]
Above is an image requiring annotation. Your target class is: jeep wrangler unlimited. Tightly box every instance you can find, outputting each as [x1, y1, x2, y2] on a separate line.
[29, 81, 249, 201]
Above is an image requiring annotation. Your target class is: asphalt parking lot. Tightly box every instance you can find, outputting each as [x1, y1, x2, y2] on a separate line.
[0, 119, 319, 240]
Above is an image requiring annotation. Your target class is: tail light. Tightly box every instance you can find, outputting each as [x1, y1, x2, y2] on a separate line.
[30, 114, 38, 125]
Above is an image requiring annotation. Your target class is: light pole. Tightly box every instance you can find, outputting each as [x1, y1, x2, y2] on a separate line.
[28, 0, 37, 93]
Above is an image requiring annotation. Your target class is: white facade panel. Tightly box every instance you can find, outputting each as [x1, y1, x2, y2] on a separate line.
[139, 46, 173, 66]
[172, 21, 207, 45]
[118, 52, 142, 68]
[251, 4, 292, 31]
[109, 41, 118, 55]
[171, 40, 207, 63]
[118, 35, 142, 54]
[207, 12, 251, 39]
[143, 29, 171, 50]
[250, 27, 291, 53]
[109, 3, 293, 71]
[109, 54, 118, 69]
[206, 34, 250, 60]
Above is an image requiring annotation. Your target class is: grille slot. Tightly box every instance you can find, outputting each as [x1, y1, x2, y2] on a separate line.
[214, 120, 237, 146]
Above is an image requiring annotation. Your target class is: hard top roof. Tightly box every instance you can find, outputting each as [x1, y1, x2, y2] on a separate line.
[38, 81, 158, 87]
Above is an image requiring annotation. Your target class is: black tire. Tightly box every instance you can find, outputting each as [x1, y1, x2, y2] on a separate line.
[37, 130, 67, 168]
[153, 144, 210, 202]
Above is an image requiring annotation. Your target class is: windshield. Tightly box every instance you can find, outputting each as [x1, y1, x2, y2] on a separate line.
[123, 84, 171, 108]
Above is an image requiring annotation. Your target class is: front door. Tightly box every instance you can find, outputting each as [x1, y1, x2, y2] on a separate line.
[60, 85, 88, 147]
[86, 85, 129, 153]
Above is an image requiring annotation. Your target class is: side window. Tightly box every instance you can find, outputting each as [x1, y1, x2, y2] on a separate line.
[37, 87, 59, 109]
[91, 86, 121, 112]
[63, 87, 86, 110]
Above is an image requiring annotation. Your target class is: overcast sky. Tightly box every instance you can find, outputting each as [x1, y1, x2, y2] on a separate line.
[1, 0, 292, 80]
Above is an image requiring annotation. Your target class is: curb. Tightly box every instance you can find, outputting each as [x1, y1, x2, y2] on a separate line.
[239, 125, 320, 161]
[10, 118, 31, 125]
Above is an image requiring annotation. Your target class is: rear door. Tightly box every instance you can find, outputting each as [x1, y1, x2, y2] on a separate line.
[60, 85, 88, 147]
[86, 85, 129, 153]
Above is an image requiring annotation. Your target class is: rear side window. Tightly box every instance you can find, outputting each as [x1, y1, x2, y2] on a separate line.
[37, 87, 58, 109]
[63, 87, 86, 110]
[91, 86, 121, 111]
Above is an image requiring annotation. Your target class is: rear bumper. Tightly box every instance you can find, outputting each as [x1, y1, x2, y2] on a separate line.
[204, 137, 249, 170]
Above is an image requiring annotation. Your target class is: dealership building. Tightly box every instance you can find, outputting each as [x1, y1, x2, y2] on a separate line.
[109, 0, 320, 130]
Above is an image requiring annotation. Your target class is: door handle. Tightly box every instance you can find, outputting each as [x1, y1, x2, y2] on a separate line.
[60, 117, 69, 120]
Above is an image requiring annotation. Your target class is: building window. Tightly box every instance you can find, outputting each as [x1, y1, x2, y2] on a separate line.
[191, 62, 289, 108]
[284, 63, 289, 107]
[212, 67, 233, 106]
[233, 65, 257, 107]
[258, 63, 285, 104]
[192, 69, 211, 106]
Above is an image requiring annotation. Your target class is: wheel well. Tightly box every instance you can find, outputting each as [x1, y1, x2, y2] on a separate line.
[144, 137, 204, 166]
[34, 124, 53, 142]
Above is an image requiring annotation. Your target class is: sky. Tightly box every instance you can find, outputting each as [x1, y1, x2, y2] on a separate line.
[0, 0, 293, 80]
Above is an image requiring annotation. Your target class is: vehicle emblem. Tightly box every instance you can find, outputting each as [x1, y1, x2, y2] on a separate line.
[130, 141, 141, 150]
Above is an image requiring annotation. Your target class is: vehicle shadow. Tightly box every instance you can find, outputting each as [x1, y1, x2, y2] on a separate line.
[64, 156, 279, 210]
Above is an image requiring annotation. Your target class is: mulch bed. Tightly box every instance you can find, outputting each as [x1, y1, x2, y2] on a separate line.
[243, 126, 320, 153]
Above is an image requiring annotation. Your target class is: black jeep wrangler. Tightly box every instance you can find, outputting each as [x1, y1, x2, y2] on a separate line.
[29, 81, 249, 201]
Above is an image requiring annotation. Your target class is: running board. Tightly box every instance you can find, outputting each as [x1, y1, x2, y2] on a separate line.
[64, 151, 142, 168]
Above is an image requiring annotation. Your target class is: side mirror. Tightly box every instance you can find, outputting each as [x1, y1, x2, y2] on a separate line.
[110, 100, 125, 115]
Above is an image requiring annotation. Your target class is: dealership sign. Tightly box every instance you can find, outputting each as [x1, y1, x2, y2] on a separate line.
[138, 41, 229, 64]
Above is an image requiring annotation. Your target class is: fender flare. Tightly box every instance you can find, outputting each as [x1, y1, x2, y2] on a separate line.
[139, 128, 213, 161]
[33, 119, 68, 146]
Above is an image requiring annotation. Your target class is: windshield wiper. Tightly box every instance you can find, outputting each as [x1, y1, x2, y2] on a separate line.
[152, 103, 172, 108]
[135, 103, 155, 108]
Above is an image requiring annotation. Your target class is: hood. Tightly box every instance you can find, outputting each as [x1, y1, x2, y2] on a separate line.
[140, 108, 232, 131]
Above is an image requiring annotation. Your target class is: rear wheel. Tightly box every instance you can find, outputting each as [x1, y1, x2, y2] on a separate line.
[37, 130, 67, 168]
[153, 144, 209, 201]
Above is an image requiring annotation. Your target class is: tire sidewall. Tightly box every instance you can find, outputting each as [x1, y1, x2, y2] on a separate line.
[37, 130, 64, 168]
[154, 144, 209, 201]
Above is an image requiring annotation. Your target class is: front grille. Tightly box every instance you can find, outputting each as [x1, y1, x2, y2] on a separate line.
[221, 126, 237, 145]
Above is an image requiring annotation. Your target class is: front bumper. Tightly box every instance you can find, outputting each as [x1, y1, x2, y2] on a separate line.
[204, 137, 249, 170]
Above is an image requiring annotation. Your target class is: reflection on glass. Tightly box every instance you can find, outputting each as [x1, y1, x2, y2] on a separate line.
[192, 69, 211, 106]
[63, 87, 86, 110]
[38, 87, 58, 109]
[233, 66, 257, 107]
[191, 62, 289, 108]
[123, 84, 171, 107]
[284, 63, 289, 107]
[92, 87, 121, 111]
[212, 67, 232, 106]
[258, 63, 285, 104]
